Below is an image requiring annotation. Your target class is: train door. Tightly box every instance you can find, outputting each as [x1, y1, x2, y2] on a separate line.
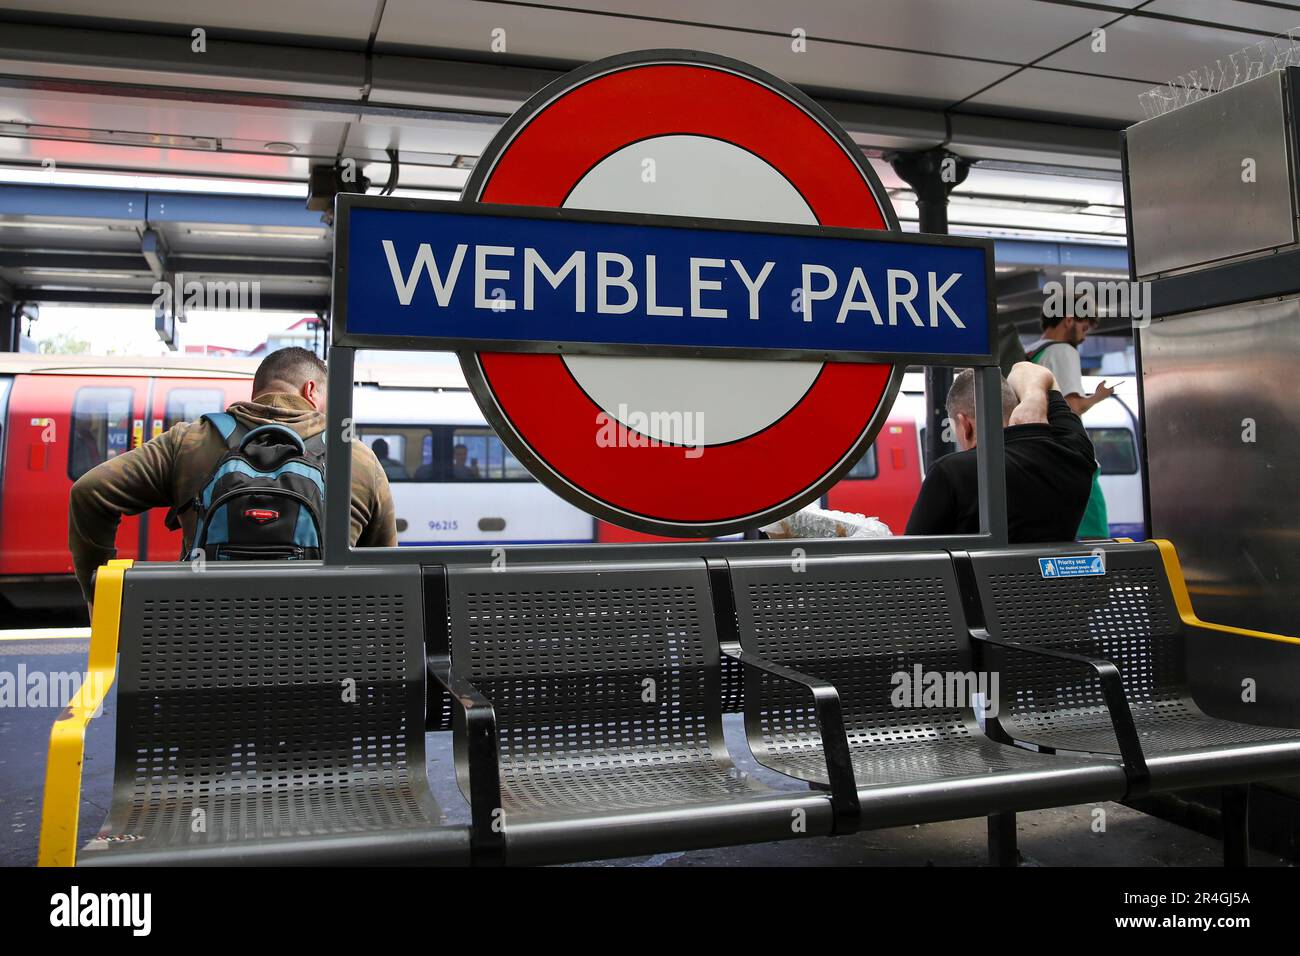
[823, 418, 923, 534]
[141, 377, 252, 560]
[0, 373, 149, 579]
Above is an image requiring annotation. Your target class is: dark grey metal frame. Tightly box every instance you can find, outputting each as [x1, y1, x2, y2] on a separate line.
[324, 343, 1008, 560]
[324, 46, 1010, 559]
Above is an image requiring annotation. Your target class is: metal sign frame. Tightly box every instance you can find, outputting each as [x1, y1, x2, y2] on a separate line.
[322, 47, 1010, 564]
[322, 345, 1008, 565]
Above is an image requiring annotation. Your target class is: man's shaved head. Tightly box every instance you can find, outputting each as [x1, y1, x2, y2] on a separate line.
[253, 347, 327, 397]
[946, 368, 1018, 428]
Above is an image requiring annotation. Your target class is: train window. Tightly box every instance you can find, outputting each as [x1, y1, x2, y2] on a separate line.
[163, 388, 224, 430]
[1087, 428, 1138, 475]
[69, 387, 133, 481]
[355, 425, 533, 482]
[358, 431, 411, 481]
[450, 427, 530, 481]
[844, 445, 878, 480]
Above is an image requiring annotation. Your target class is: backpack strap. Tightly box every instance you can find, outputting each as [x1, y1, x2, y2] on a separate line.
[167, 412, 244, 529]
[1028, 343, 1053, 363]
[303, 432, 326, 461]
[202, 411, 244, 450]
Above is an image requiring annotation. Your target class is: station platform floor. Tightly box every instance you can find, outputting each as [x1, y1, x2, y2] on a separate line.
[1, 632, 1290, 868]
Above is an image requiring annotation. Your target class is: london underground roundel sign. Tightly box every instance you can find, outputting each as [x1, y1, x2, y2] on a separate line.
[462, 50, 902, 536]
[335, 50, 994, 538]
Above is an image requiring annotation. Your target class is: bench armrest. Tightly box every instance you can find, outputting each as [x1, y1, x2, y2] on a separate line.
[970, 628, 1150, 791]
[1153, 539, 1300, 647]
[427, 656, 504, 865]
[38, 559, 133, 868]
[720, 642, 860, 833]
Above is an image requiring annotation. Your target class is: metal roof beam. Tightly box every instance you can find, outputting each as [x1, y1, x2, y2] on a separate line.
[140, 228, 168, 279]
[0, 249, 328, 279]
[0, 183, 147, 221]
[0, 251, 148, 271]
[0, 19, 365, 99]
[995, 269, 1047, 299]
[13, 287, 328, 311]
[169, 257, 328, 278]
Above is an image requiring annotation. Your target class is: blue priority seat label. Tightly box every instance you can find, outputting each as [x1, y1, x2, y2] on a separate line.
[339, 201, 993, 361]
[1039, 554, 1106, 578]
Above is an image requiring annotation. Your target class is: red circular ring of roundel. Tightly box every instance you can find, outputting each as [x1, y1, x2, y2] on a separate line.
[459, 50, 903, 536]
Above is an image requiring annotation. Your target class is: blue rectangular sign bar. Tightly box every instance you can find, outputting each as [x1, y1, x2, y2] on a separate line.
[1038, 554, 1106, 578]
[334, 197, 995, 363]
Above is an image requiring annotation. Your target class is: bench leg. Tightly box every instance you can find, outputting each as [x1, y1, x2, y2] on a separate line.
[987, 812, 1018, 867]
[1221, 785, 1250, 868]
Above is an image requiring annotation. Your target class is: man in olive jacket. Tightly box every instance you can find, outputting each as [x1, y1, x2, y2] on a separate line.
[69, 347, 397, 607]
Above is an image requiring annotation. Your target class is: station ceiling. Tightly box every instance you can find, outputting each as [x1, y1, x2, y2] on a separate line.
[0, 0, 1283, 335]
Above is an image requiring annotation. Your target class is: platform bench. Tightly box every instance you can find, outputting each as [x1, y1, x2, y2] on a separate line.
[39, 561, 470, 867]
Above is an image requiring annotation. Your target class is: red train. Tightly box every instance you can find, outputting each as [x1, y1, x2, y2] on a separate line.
[0, 355, 923, 612]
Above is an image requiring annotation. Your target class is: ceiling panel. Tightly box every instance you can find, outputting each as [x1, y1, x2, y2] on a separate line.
[374, 1, 1013, 106]
[0, 0, 381, 46]
[0, 137, 318, 183]
[959, 67, 1154, 124]
[485, 0, 1113, 64]
[0, 85, 354, 151]
[1040, 14, 1285, 85]
[1145, 0, 1300, 36]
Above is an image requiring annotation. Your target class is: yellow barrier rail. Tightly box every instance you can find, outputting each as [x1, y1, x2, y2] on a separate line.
[36, 559, 132, 867]
[1153, 539, 1300, 647]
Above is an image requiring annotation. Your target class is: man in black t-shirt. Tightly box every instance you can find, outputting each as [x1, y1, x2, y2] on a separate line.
[904, 362, 1097, 543]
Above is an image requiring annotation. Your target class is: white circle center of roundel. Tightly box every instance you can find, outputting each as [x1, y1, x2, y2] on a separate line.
[561, 134, 823, 446]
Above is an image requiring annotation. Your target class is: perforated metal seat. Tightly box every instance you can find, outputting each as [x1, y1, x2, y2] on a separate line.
[963, 542, 1300, 792]
[440, 559, 834, 865]
[724, 552, 1128, 828]
[79, 564, 469, 866]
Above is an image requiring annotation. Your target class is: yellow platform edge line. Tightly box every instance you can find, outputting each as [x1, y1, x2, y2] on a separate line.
[0, 628, 91, 642]
[1152, 539, 1300, 647]
[37, 559, 132, 867]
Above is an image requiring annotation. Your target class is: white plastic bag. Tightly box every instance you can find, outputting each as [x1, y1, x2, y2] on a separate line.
[759, 505, 893, 539]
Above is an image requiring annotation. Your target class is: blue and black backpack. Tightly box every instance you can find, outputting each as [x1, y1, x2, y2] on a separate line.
[168, 412, 326, 561]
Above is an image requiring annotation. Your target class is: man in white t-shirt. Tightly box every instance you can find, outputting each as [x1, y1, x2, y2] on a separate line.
[1024, 310, 1114, 539]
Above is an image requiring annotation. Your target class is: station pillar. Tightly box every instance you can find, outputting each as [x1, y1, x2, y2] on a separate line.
[887, 148, 972, 471]
[0, 304, 16, 352]
[0, 284, 22, 351]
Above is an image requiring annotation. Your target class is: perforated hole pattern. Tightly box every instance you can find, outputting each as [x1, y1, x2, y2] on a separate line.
[974, 553, 1290, 753]
[731, 557, 1040, 783]
[103, 577, 439, 850]
[451, 565, 767, 816]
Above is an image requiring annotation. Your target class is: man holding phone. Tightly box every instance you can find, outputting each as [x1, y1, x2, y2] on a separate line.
[1025, 309, 1112, 539]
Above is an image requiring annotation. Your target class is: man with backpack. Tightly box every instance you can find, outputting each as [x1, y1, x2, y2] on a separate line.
[69, 347, 396, 609]
[1024, 309, 1114, 540]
